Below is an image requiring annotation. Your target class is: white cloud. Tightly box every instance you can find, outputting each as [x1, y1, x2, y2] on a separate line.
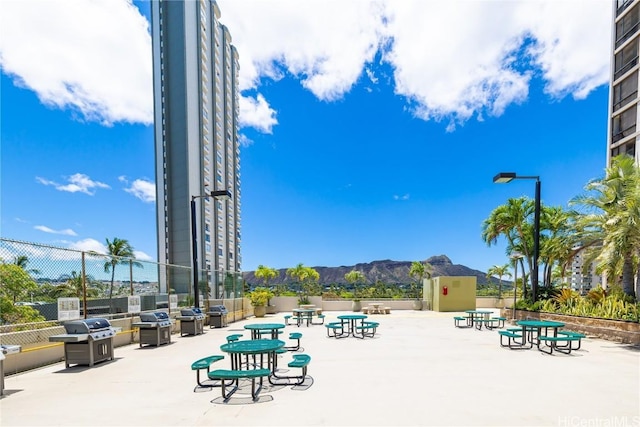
[0, 0, 152, 125]
[68, 239, 152, 261]
[36, 173, 110, 195]
[1, 0, 611, 132]
[134, 251, 153, 262]
[218, 0, 385, 99]
[523, 1, 612, 100]
[123, 178, 156, 203]
[68, 238, 107, 254]
[219, 0, 611, 128]
[239, 94, 278, 133]
[393, 194, 410, 201]
[34, 225, 78, 236]
[238, 133, 253, 147]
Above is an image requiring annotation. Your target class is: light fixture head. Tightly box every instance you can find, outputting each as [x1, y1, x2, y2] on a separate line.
[493, 172, 516, 183]
[209, 189, 232, 200]
[509, 251, 524, 259]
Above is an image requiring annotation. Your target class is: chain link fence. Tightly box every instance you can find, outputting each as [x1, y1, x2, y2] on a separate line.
[0, 238, 245, 323]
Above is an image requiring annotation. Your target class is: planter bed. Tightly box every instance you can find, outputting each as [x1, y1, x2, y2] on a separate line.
[503, 309, 640, 345]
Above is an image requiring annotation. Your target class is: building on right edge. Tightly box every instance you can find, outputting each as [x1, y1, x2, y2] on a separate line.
[609, 0, 640, 166]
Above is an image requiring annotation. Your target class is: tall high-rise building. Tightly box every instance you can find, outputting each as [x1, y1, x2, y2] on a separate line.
[609, 0, 640, 165]
[151, 0, 241, 297]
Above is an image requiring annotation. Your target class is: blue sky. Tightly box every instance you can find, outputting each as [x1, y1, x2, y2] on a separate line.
[1, 0, 612, 276]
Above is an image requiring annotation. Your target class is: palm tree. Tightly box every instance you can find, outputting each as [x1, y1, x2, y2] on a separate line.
[482, 197, 536, 299]
[486, 264, 512, 298]
[408, 261, 433, 300]
[286, 263, 319, 304]
[13, 255, 41, 276]
[344, 270, 366, 299]
[104, 238, 142, 312]
[255, 265, 278, 287]
[539, 205, 576, 287]
[51, 271, 100, 299]
[570, 155, 640, 299]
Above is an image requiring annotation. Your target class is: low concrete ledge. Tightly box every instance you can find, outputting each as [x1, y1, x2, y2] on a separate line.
[503, 309, 640, 345]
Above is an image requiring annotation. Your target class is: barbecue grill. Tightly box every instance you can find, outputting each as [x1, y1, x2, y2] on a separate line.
[49, 318, 120, 367]
[177, 308, 205, 336]
[132, 311, 173, 347]
[1, 344, 21, 396]
[207, 305, 228, 328]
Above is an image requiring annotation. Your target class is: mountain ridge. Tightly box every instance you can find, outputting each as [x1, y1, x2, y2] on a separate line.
[242, 255, 493, 286]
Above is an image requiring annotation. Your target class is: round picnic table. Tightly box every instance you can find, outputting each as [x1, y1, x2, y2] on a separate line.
[244, 323, 285, 339]
[336, 314, 368, 338]
[292, 309, 315, 327]
[516, 320, 565, 343]
[464, 310, 493, 329]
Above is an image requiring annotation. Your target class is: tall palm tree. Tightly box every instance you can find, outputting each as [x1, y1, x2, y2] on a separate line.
[486, 264, 512, 298]
[539, 205, 576, 287]
[104, 238, 142, 312]
[482, 197, 536, 296]
[570, 155, 640, 299]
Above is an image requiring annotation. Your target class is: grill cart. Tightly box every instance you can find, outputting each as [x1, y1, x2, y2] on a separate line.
[132, 312, 173, 347]
[177, 308, 205, 336]
[49, 318, 120, 368]
[207, 305, 228, 328]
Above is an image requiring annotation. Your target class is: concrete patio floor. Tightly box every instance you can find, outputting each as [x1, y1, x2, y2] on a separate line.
[1, 310, 639, 427]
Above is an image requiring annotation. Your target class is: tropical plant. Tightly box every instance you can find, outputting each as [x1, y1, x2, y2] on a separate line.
[553, 288, 579, 305]
[248, 287, 274, 307]
[482, 197, 535, 298]
[103, 238, 143, 313]
[344, 269, 366, 301]
[51, 271, 101, 299]
[13, 255, 41, 276]
[0, 262, 39, 304]
[255, 265, 278, 287]
[586, 286, 606, 303]
[570, 155, 640, 300]
[408, 261, 433, 300]
[486, 264, 512, 298]
[0, 296, 46, 325]
[286, 263, 319, 303]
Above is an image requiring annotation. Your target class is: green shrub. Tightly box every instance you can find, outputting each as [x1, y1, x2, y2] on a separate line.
[249, 287, 273, 307]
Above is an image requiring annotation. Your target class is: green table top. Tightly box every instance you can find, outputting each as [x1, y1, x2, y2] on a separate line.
[337, 314, 368, 320]
[220, 339, 285, 354]
[243, 323, 285, 331]
[517, 320, 565, 328]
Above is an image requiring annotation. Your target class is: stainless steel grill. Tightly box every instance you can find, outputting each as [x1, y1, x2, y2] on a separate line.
[49, 318, 119, 367]
[132, 312, 172, 347]
[1, 344, 21, 396]
[176, 308, 205, 336]
[207, 305, 228, 328]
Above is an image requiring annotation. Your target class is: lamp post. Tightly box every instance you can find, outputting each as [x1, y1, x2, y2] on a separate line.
[493, 172, 541, 303]
[191, 189, 232, 308]
[510, 252, 523, 320]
